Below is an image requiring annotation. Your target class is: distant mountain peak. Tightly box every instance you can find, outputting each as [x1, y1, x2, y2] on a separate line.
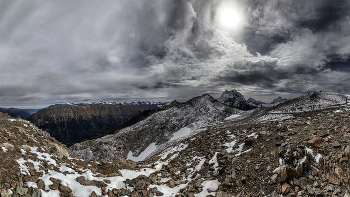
[271, 96, 289, 105]
[247, 97, 265, 107]
[218, 90, 258, 110]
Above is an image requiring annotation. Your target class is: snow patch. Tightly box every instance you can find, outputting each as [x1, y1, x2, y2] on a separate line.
[258, 114, 293, 122]
[279, 158, 283, 165]
[224, 140, 236, 153]
[127, 143, 157, 162]
[194, 158, 206, 171]
[305, 147, 314, 156]
[209, 152, 219, 172]
[234, 143, 245, 156]
[298, 156, 307, 165]
[2, 147, 8, 152]
[195, 180, 219, 197]
[224, 114, 241, 120]
[315, 154, 322, 163]
[169, 127, 191, 141]
[159, 144, 188, 160]
[247, 132, 258, 138]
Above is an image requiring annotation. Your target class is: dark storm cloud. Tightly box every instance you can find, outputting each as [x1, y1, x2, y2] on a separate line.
[1, 0, 350, 107]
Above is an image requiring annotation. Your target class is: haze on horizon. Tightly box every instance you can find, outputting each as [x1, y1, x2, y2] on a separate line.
[1, 0, 350, 108]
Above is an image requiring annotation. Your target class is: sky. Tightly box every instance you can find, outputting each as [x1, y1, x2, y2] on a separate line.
[1, 0, 350, 108]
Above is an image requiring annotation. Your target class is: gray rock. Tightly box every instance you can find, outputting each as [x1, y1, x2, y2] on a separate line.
[294, 177, 313, 190]
[339, 157, 349, 163]
[271, 174, 278, 184]
[216, 191, 235, 197]
[344, 146, 350, 154]
[31, 188, 41, 197]
[16, 182, 28, 195]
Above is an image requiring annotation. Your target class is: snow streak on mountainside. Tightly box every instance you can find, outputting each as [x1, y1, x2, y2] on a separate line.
[70, 94, 240, 162]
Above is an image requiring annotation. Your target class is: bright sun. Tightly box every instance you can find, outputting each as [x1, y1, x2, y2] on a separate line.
[217, 6, 244, 30]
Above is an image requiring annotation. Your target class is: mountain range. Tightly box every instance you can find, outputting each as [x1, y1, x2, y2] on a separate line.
[0, 91, 349, 197]
[24, 90, 287, 147]
[69, 94, 240, 161]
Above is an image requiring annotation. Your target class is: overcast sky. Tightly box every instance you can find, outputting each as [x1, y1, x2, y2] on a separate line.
[1, 0, 350, 108]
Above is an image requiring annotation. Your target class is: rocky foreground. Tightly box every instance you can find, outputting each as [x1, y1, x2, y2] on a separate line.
[0, 96, 350, 196]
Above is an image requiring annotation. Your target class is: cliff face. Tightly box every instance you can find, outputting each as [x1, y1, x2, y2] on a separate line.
[28, 103, 159, 146]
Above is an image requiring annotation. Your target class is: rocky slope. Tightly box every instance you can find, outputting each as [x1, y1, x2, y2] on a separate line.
[69, 94, 240, 162]
[28, 102, 162, 146]
[0, 112, 72, 196]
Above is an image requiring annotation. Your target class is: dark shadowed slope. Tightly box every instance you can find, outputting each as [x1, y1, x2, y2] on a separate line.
[28, 102, 162, 146]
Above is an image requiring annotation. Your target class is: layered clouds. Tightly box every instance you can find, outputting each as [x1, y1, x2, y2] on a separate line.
[0, 0, 350, 107]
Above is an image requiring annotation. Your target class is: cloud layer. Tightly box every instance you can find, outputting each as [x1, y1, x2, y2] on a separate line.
[0, 0, 350, 107]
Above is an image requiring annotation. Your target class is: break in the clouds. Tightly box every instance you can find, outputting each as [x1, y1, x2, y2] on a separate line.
[0, 0, 350, 107]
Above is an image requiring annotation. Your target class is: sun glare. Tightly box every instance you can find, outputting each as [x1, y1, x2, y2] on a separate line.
[217, 5, 245, 30]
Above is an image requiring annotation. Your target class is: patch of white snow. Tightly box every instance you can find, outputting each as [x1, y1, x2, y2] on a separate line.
[224, 114, 241, 120]
[2, 147, 7, 152]
[127, 143, 157, 162]
[195, 180, 219, 197]
[315, 154, 322, 163]
[169, 127, 191, 141]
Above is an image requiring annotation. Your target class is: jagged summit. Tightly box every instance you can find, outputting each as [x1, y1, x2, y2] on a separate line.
[271, 96, 289, 105]
[217, 90, 256, 110]
[247, 97, 265, 107]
